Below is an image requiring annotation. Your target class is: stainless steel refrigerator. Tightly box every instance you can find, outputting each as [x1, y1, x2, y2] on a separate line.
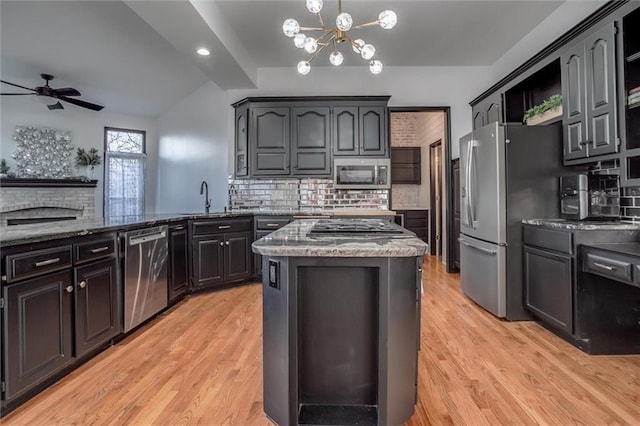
[459, 122, 566, 320]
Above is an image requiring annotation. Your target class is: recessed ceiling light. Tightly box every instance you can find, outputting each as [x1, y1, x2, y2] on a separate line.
[196, 48, 210, 56]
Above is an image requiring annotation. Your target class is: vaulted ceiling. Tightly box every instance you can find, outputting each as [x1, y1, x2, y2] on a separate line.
[1, 0, 597, 116]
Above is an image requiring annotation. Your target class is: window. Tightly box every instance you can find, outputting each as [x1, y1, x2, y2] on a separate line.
[104, 127, 146, 217]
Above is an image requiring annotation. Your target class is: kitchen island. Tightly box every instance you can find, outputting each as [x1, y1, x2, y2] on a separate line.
[252, 219, 428, 426]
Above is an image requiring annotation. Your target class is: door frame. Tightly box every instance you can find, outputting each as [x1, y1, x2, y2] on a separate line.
[388, 107, 453, 271]
[429, 139, 442, 256]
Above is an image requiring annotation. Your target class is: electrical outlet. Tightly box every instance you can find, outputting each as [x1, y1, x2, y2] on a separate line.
[268, 260, 279, 290]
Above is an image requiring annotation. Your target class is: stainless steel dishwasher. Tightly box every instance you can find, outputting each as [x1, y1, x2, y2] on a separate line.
[121, 225, 168, 333]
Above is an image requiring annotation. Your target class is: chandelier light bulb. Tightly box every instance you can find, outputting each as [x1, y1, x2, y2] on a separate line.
[369, 60, 383, 74]
[361, 44, 376, 60]
[352, 39, 365, 53]
[282, 18, 300, 37]
[329, 51, 344, 66]
[294, 33, 307, 48]
[297, 61, 311, 75]
[304, 37, 318, 53]
[336, 12, 353, 31]
[378, 10, 397, 29]
[306, 0, 323, 14]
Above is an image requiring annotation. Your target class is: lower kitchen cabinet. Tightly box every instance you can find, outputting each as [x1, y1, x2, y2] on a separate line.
[523, 245, 573, 334]
[74, 258, 119, 357]
[3, 270, 74, 402]
[168, 224, 189, 304]
[191, 218, 253, 290]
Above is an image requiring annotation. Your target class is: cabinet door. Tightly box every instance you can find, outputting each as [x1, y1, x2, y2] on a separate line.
[224, 231, 252, 282]
[585, 22, 618, 157]
[291, 106, 331, 176]
[333, 106, 359, 156]
[485, 99, 502, 125]
[251, 107, 290, 176]
[3, 270, 73, 401]
[169, 225, 189, 303]
[235, 105, 249, 177]
[75, 258, 120, 357]
[472, 109, 484, 130]
[359, 106, 387, 156]
[562, 41, 588, 160]
[192, 235, 225, 288]
[523, 246, 573, 335]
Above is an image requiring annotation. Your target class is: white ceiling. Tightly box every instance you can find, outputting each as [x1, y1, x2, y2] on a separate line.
[1, 0, 571, 116]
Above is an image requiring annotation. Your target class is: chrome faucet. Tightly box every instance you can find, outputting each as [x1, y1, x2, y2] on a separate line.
[200, 181, 211, 213]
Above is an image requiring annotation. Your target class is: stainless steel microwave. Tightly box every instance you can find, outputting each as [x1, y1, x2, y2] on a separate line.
[333, 158, 391, 189]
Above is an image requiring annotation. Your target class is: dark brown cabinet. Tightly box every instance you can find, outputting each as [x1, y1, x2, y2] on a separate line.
[453, 159, 461, 270]
[168, 224, 189, 304]
[253, 216, 292, 277]
[621, 7, 640, 186]
[191, 218, 252, 290]
[291, 107, 331, 176]
[74, 258, 119, 357]
[3, 270, 74, 402]
[235, 104, 249, 177]
[562, 21, 618, 162]
[472, 93, 503, 130]
[333, 105, 387, 156]
[391, 147, 421, 184]
[251, 106, 290, 176]
[395, 210, 428, 243]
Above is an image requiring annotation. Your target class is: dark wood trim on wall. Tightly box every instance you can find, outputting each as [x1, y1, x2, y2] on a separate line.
[388, 106, 455, 272]
[470, 0, 628, 106]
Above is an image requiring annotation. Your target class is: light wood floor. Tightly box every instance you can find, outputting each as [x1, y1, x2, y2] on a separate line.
[3, 256, 639, 425]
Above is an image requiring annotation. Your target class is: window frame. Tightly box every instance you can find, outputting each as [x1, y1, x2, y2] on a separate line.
[103, 127, 147, 218]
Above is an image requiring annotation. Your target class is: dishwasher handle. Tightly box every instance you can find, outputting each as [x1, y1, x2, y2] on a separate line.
[129, 230, 167, 246]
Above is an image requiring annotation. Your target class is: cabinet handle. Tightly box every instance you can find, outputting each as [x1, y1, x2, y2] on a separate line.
[65, 285, 74, 293]
[79, 281, 87, 288]
[225, 241, 230, 246]
[35, 258, 60, 267]
[220, 241, 225, 246]
[89, 246, 109, 254]
[266, 223, 280, 228]
[593, 262, 615, 271]
[218, 225, 231, 230]
[173, 226, 185, 231]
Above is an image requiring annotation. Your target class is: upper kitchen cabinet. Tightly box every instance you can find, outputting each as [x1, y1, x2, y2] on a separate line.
[291, 106, 331, 176]
[471, 93, 503, 130]
[233, 97, 390, 178]
[250, 106, 291, 176]
[561, 21, 618, 163]
[234, 104, 249, 178]
[620, 7, 640, 186]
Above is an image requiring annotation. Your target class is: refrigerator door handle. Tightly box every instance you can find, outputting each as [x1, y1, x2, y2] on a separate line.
[468, 141, 478, 229]
[464, 139, 473, 227]
[459, 238, 497, 255]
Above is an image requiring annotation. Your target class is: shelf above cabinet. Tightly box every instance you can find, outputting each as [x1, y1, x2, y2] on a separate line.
[626, 51, 640, 63]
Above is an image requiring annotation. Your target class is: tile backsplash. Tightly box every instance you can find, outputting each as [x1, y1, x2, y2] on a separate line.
[589, 161, 640, 222]
[228, 178, 389, 212]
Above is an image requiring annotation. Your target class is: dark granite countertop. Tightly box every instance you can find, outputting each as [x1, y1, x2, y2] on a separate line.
[522, 218, 640, 231]
[581, 242, 640, 258]
[0, 210, 396, 247]
[252, 219, 428, 258]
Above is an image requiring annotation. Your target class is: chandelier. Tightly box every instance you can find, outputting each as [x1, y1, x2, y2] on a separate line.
[282, 0, 397, 75]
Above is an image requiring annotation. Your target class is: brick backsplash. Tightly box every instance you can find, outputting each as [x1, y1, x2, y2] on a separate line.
[228, 178, 389, 212]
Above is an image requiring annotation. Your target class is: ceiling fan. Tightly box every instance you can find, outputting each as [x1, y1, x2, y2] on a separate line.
[0, 73, 104, 111]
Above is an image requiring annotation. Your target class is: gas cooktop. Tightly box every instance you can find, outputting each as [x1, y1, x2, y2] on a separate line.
[307, 218, 407, 235]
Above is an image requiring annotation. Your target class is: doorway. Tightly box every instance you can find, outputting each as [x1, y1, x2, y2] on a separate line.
[429, 140, 442, 257]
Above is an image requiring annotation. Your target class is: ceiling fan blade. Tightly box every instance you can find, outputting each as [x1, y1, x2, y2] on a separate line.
[53, 88, 81, 97]
[0, 93, 36, 95]
[58, 95, 104, 111]
[0, 80, 35, 92]
[47, 101, 64, 110]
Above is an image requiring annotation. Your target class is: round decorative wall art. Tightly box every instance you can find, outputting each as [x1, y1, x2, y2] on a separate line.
[11, 126, 75, 178]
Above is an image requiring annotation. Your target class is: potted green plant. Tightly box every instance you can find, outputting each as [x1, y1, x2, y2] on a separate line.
[0, 158, 10, 177]
[523, 94, 563, 125]
[75, 147, 102, 179]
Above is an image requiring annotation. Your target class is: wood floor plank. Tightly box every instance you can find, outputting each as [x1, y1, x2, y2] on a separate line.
[2, 256, 639, 425]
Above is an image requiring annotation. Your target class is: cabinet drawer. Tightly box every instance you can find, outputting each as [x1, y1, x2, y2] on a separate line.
[523, 226, 573, 254]
[256, 230, 275, 239]
[255, 217, 291, 231]
[583, 250, 634, 285]
[5, 245, 72, 283]
[404, 217, 427, 228]
[74, 236, 116, 264]
[192, 219, 251, 235]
